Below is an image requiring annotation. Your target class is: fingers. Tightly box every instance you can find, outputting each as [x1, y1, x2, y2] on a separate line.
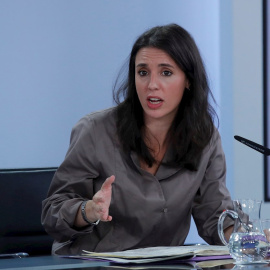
[101, 175, 115, 191]
[96, 207, 112, 221]
[106, 215, 112, 221]
[92, 175, 115, 222]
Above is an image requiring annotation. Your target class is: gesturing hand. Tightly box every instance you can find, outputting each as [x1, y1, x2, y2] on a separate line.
[91, 175, 115, 222]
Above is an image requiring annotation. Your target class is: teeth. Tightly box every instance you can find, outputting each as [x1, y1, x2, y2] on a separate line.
[149, 98, 162, 104]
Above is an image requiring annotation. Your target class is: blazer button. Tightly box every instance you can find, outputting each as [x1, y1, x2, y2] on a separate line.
[163, 208, 168, 213]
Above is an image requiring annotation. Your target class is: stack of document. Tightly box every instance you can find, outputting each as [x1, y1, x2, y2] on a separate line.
[69, 245, 231, 264]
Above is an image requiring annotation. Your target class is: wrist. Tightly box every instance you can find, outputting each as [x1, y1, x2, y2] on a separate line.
[81, 201, 100, 226]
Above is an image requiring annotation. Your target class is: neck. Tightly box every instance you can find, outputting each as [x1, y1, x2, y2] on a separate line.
[140, 125, 170, 175]
[143, 123, 171, 161]
[144, 118, 172, 148]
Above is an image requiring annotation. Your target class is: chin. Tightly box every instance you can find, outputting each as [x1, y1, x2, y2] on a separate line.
[144, 112, 167, 121]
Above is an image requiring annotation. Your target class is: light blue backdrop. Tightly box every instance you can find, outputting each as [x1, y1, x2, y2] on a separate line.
[0, 0, 221, 168]
[0, 0, 232, 244]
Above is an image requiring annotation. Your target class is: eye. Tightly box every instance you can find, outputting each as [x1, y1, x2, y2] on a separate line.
[162, 70, 172, 76]
[138, 70, 148, 76]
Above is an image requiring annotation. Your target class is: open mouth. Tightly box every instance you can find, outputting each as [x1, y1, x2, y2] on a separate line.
[148, 97, 163, 104]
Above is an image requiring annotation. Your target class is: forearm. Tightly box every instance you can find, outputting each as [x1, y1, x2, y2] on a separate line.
[42, 196, 91, 242]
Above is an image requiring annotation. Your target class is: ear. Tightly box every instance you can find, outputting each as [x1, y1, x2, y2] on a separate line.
[185, 80, 190, 90]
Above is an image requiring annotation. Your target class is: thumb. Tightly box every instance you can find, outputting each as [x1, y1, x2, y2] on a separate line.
[101, 175, 115, 191]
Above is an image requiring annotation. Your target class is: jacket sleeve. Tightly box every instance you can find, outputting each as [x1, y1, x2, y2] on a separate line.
[192, 129, 234, 245]
[41, 116, 100, 242]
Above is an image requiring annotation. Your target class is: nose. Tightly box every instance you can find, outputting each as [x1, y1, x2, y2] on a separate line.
[148, 74, 159, 90]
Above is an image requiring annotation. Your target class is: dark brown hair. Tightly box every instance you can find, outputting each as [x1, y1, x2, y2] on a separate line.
[113, 23, 217, 170]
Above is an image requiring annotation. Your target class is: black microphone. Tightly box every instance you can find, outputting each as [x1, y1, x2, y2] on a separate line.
[234, 135, 270, 156]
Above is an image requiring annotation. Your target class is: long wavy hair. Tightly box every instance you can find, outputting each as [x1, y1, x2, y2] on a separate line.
[113, 23, 217, 171]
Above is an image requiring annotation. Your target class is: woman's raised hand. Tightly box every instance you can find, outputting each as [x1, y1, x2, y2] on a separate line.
[75, 175, 115, 227]
[91, 175, 115, 222]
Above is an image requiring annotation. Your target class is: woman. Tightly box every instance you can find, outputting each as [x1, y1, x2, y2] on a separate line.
[41, 23, 233, 255]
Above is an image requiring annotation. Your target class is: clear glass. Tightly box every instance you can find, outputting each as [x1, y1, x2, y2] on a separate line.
[261, 219, 270, 259]
[218, 199, 268, 264]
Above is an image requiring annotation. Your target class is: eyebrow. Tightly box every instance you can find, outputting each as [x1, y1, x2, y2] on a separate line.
[136, 63, 174, 68]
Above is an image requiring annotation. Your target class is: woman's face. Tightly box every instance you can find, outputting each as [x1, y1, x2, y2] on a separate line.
[135, 47, 189, 125]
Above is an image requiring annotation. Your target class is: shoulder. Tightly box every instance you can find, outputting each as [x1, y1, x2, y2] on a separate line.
[84, 107, 117, 123]
[67, 108, 116, 151]
[68, 107, 117, 145]
[210, 126, 221, 145]
[74, 107, 117, 131]
[202, 126, 223, 157]
[197, 127, 226, 178]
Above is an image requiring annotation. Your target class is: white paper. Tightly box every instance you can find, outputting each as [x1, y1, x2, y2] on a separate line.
[79, 245, 230, 264]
